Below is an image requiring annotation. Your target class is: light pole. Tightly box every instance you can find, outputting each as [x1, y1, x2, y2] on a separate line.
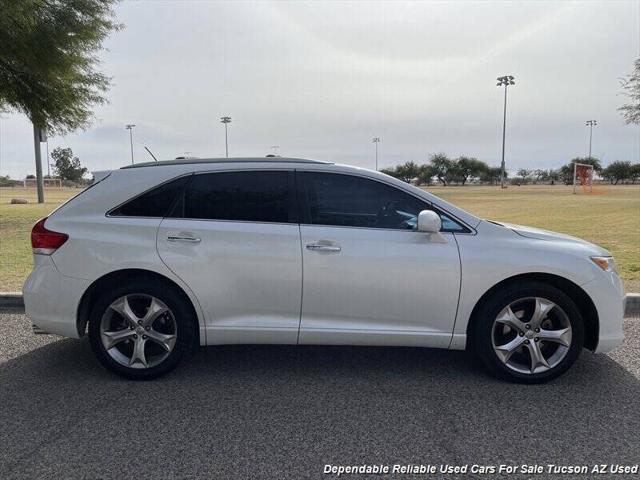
[496, 75, 515, 188]
[125, 124, 136, 164]
[46, 138, 51, 177]
[221, 116, 231, 158]
[586, 120, 597, 159]
[372, 137, 380, 170]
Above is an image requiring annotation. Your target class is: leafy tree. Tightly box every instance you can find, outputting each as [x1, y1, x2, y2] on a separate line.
[533, 169, 548, 184]
[0, 0, 121, 202]
[429, 153, 454, 186]
[601, 161, 632, 185]
[558, 165, 574, 185]
[380, 161, 420, 183]
[479, 167, 503, 185]
[516, 169, 532, 185]
[51, 147, 88, 182]
[619, 58, 640, 125]
[446, 162, 462, 185]
[455, 157, 489, 186]
[380, 167, 396, 178]
[379, 167, 398, 178]
[395, 161, 420, 183]
[416, 164, 435, 186]
[547, 169, 560, 185]
[0, 175, 19, 187]
[630, 163, 640, 184]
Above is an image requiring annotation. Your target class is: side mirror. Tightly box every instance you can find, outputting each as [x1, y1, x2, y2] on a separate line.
[417, 210, 442, 233]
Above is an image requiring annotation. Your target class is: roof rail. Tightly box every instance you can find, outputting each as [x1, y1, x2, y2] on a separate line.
[121, 157, 332, 169]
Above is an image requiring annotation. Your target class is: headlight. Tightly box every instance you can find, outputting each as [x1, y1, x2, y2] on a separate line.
[590, 256, 616, 273]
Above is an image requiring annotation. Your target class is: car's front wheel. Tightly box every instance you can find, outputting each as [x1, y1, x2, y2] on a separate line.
[88, 279, 197, 379]
[472, 281, 585, 383]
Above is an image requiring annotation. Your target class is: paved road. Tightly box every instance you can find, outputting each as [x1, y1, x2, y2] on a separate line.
[1, 311, 639, 479]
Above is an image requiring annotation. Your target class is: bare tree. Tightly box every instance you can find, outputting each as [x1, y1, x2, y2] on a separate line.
[619, 58, 640, 125]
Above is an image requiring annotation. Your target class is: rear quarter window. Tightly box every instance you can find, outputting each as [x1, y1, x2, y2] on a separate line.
[108, 176, 190, 218]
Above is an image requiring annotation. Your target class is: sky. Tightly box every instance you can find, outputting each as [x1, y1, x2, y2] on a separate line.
[1, 0, 639, 179]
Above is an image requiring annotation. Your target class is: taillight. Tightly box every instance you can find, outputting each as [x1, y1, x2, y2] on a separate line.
[31, 217, 68, 255]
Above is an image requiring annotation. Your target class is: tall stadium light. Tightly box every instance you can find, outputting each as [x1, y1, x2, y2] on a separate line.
[125, 124, 136, 164]
[221, 116, 232, 158]
[496, 75, 515, 189]
[586, 120, 597, 159]
[372, 137, 380, 171]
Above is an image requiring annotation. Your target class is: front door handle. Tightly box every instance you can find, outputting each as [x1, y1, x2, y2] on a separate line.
[167, 235, 201, 244]
[306, 243, 341, 252]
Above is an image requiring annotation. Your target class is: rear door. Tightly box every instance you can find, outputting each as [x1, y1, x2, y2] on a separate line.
[157, 170, 302, 344]
[297, 171, 462, 348]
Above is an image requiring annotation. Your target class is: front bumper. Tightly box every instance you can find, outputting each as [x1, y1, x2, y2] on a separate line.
[23, 256, 91, 338]
[581, 270, 625, 353]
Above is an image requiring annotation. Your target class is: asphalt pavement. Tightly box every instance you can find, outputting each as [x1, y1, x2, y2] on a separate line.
[0, 311, 639, 479]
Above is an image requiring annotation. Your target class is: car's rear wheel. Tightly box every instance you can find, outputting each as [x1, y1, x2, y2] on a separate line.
[472, 281, 584, 383]
[88, 279, 197, 379]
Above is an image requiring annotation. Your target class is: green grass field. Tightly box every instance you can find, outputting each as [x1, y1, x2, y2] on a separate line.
[0, 187, 81, 292]
[1, 184, 639, 292]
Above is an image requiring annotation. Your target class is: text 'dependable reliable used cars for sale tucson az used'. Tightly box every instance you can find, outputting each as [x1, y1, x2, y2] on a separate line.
[23, 157, 625, 382]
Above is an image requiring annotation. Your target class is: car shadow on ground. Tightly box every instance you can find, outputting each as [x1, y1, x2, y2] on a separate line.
[1, 338, 639, 479]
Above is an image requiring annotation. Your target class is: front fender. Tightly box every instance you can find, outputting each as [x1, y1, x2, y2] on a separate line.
[450, 221, 603, 344]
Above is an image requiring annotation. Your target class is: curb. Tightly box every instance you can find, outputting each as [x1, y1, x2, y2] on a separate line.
[627, 293, 640, 316]
[1, 292, 639, 316]
[0, 292, 24, 309]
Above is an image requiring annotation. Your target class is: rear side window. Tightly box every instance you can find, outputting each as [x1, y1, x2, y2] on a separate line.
[109, 176, 189, 217]
[177, 171, 291, 223]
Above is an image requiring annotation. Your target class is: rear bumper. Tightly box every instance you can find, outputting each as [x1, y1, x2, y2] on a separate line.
[22, 256, 90, 338]
[581, 272, 625, 354]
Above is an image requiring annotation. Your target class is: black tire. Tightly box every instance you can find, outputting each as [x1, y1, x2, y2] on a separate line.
[88, 278, 197, 379]
[471, 281, 584, 384]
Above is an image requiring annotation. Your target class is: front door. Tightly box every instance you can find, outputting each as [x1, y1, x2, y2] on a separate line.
[157, 170, 302, 344]
[297, 171, 462, 348]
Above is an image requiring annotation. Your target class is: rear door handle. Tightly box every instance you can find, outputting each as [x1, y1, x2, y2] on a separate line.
[167, 236, 201, 244]
[306, 243, 341, 252]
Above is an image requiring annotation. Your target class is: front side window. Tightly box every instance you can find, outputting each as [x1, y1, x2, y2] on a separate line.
[300, 172, 466, 231]
[109, 176, 189, 217]
[179, 171, 291, 223]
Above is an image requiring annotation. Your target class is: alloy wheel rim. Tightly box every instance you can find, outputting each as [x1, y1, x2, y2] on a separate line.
[100, 294, 177, 369]
[491, 297, 572, 375]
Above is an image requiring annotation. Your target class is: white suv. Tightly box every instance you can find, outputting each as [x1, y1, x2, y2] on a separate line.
[23, 158, 625, 382]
